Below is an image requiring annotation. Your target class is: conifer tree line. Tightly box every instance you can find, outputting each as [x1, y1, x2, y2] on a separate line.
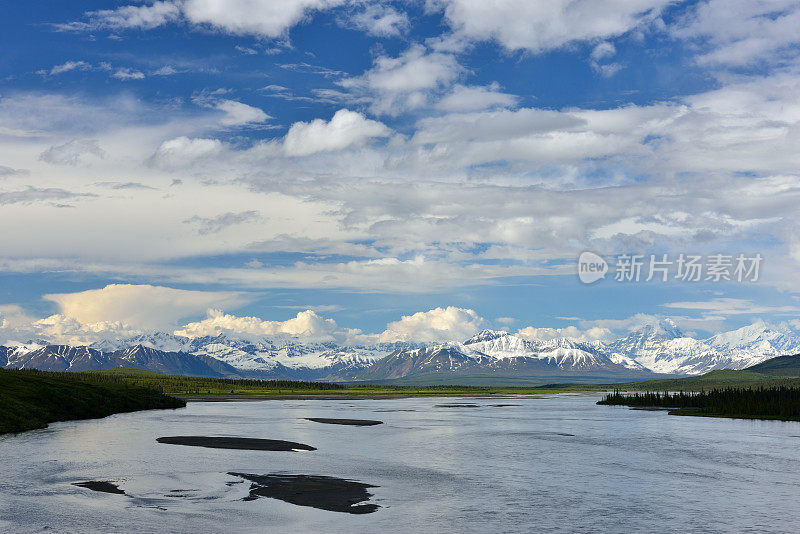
[598, 387, 800, 419]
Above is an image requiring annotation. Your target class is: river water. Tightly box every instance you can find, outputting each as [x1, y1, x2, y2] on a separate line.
[1, 394, 799, 533]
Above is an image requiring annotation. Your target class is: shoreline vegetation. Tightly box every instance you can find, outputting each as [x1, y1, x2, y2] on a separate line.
[0, 368, 185, 434]
[3, 353, 800, 434]
[597, 387, 800, 421]
[83, 368, 560, 397]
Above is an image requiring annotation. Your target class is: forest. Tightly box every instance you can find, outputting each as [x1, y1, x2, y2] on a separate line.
[598, 386, 800, 421]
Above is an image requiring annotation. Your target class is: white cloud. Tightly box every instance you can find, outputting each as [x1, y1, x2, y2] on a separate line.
[672, 0, 800, 67]
[346, 4, 409, 37]
[438, 0, 671, 53]
[174, 308, 338, 339]
[149, 136, 225, 168]
[517, 325, 615, 343]
[43, 284, 250, 330]
[663, 298, 800, 316]
[0, 305, 39, 331]
[38, 139, 105, 165]
[66, 0, 345, 38]
[591, 42, 617, 62]
[153, 65, 179, 76]
[112, 67, 145, 80]
[436, 83, 518, 112]
[283, 109, 391, 156]
[378, 306, 488, 342]
[182, 0, 345, 37]
[43, 61, 92, 76]
[215, 99, 271, 127]
[589, 42, 623, 77]
[340, 45, 462, 115]
[77, 1, 181, 30]
[0, 305, 141, 346]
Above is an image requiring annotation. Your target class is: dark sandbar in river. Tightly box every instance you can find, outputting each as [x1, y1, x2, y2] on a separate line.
[230, 473, 379, 514]
[304, 417, 383, 426]
[156, 436, 316, 451]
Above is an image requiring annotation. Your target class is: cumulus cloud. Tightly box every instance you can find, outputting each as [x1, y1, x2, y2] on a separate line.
[340, 45, 462, 115]
[183, 0, 344, 37]
[378, 306, 488, 343]
[215, 99, 271, 127]
[43, 284, 250, 330]
[283, 109, 391, 156]
[672, 0, 800, 67]
[174, 308, 338, 339]
[589, 42, 623, 77]
[38, 139, 105, 165]
[64, 0, 344, 38]
[437, 0, 671, 53]
[436, 83, 518, 112]
[0, 306, 141, 346]
[64, 1, 181, 31]
[149, 136, 225, 168]
[345, 4, 409, 37]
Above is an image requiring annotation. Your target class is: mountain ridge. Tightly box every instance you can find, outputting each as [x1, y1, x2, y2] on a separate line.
[2, 320, 799, 383]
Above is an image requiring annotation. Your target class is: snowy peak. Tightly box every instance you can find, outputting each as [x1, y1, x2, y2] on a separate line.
[707, 321, 800, 353]
[464, 329, 509, 344]
[3, 319, 799, 380]
[632, 318, 685, 341]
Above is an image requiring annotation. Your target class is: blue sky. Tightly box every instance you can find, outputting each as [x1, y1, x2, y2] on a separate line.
[1, 0, 799, 343]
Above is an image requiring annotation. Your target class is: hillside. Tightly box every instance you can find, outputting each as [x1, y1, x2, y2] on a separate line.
[605, 354, 800, 391]
[745, 354, 800, 376]
[0, 368, 186, 434]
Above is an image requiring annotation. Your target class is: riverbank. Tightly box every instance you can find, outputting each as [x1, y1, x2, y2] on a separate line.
[84, 368, 563, 397]
[0, 368, 186, 434]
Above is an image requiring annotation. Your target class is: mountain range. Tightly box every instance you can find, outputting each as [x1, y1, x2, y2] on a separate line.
[2, 319, 799, 384]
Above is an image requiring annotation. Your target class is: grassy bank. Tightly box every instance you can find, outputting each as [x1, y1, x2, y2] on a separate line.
[83, 368, 556, 397]
[597, 387, 800, 421]
[0, 368, 186, 434]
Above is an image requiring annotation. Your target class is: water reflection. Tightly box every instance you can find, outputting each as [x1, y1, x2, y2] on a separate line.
[1, 395, 799, 533]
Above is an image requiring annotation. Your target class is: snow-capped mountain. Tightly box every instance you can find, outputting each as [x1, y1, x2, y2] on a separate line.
[605, 318, 800, 375]
[462, 330, 647, 372]
[354, 331, 653, 381]
[2, 320, 799, 382]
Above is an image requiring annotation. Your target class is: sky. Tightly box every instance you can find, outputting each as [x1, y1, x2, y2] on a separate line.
[1, 0, 800, 345]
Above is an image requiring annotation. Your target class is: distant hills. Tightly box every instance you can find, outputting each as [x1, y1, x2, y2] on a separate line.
[2, 319, 800, 384]
[745, 353, 800, 376]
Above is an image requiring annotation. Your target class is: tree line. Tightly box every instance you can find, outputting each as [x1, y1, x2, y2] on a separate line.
[598, 386, 800, 419]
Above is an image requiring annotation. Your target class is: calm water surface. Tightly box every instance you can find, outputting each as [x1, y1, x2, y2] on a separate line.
[1, 394, 799, 533]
